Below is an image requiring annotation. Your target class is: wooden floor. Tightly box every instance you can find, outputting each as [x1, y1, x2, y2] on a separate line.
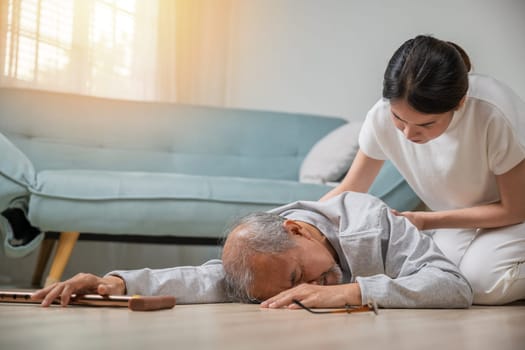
[0, 300, 524, 350]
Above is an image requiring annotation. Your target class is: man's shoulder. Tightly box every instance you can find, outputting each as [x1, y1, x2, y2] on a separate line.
[338, 191, 388, 209]
[333, 192, 390, 233]
[269, 192, 389, 230]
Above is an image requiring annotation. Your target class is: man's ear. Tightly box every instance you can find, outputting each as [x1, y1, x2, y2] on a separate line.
[282, 220, 312, 239]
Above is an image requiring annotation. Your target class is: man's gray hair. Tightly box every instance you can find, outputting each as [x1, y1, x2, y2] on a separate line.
[222, 212, 296, 303]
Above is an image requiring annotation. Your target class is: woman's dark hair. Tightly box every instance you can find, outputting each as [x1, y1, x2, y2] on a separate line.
[383, 35, 471, 114]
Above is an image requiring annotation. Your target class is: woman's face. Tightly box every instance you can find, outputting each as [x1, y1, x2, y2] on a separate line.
[389, 99, 455, 144]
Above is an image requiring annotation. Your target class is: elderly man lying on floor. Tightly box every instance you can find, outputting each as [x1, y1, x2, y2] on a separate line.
[33, 192, 473, 309]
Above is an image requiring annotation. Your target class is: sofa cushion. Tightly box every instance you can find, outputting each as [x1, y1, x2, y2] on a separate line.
[28, 170, 333, 237]
[299, 122, 362, 184]
[26, 164, 420, 241]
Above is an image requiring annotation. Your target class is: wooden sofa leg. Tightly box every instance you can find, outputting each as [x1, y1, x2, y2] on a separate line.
[31, 235, 56, 287]
[44, 232, 80, 287]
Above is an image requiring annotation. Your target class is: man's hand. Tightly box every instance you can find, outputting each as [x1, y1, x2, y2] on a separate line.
[31, 273, 126, 307]
[260, 283, 362, 309]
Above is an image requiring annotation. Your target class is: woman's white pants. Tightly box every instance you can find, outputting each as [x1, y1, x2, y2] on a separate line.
[432, 222, 525, 305]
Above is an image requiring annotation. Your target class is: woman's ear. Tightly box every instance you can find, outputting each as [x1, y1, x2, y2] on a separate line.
[455, 95, 467, 110]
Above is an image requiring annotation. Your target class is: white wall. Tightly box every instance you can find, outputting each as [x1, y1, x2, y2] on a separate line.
[226, 0, 525, 121]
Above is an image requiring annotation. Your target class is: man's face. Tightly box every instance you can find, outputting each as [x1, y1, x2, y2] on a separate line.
[248, 232, 343, 301]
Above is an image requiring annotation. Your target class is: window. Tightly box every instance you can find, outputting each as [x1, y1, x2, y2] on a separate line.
[1, 0, 158, 99]
[4, 0, 74, 82]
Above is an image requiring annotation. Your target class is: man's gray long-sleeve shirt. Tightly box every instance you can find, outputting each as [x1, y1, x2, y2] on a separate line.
[109, 192, 473, 308]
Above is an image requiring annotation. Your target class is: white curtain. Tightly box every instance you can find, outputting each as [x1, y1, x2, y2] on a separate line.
[0, 0, 233, 105]
[157, 0, 233, 105]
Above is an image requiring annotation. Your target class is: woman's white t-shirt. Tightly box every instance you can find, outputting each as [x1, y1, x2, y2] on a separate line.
[359, 74, 525, 211]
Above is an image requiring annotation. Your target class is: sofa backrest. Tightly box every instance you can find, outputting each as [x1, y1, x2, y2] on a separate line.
[0, 88, 346, 180]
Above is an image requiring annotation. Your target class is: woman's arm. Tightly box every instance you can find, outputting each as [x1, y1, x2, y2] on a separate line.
[395, 159, 525, 230]
[320, 149, 384, 201]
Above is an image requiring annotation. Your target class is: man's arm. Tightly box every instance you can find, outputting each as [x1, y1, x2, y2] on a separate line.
[109, 259, 230, 304]
[32, 259, 231, 306]
[356, 208, 473, 308]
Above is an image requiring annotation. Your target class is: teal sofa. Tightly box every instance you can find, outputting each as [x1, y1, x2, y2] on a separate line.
[0, 87, 420, 286]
